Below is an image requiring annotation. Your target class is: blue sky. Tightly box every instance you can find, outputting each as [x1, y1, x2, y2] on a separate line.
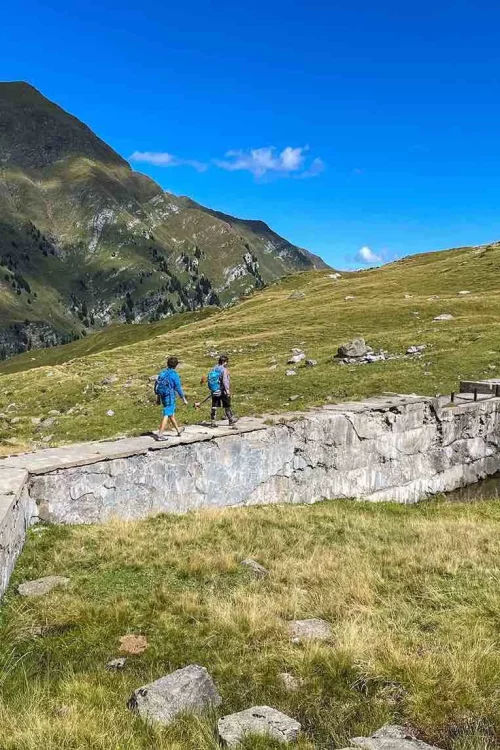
[2, 0, 500, 268]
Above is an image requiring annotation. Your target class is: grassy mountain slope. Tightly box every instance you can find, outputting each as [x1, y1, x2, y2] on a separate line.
[1, 239, 500, 452]
[0, 82, 326, 358]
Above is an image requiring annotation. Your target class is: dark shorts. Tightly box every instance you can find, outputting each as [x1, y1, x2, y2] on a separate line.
[212, 393, 231, 409]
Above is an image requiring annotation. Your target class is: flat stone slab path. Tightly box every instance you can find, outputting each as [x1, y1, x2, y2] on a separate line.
[0, 418, 267, 476]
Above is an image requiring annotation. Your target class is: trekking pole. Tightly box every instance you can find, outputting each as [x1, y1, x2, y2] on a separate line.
[193, 393, 212, 409]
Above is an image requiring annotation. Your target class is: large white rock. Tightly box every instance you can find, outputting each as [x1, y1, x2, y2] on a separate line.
[218, 706, 301, 746]
[127, 665, 221, 726]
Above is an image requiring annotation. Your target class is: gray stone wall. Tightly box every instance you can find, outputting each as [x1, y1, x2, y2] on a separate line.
[0, 469, 32, 597]
[26, 395, 500, 525]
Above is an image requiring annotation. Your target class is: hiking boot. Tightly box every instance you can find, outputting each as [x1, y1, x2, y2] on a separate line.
[156, 433, 169, 441]
[176, 426, 186, 436]
[229, 416, 239, 427]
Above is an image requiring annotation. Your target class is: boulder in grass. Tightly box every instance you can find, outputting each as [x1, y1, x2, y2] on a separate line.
[18, 576, 70, 597]
[287, 353, 305, 364]
[457, 290, 471, 296]
[347, 724, 442, 750]
[286, 370, 296, 377]
[218, 706, 301, 747]
[337, 338, 369, 359]
[433, 313, 454, 321]
[288, 618, 332, 643]
[127, 665, 221, 726]
[288, 291, 305, 300]
[305, 359, 317, 367]
[241, 558, 269, 577]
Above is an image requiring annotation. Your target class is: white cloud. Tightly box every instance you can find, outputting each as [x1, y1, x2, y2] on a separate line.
[129, 151, 207, 172]
[213, 146, 323, 179]
[355, 246, 383, 265]
[130, 145, 325, 180]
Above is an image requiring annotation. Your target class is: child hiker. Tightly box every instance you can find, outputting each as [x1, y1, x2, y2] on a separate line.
[154, 356, 188, 440]
[195, 355, 238, 427]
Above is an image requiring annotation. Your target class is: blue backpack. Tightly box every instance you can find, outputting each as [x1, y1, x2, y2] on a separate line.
[207, 367, 223, 394]
[155, 369, 174, 401]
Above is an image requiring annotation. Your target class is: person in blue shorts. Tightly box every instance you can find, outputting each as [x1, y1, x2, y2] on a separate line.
[154, 356, 188, 440]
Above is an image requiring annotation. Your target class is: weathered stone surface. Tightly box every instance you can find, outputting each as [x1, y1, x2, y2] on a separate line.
[218, 706, 301, 746]
[350, 724, 442, 750]
[278, 672, 304, 691]
[128, 665, 221, 726]
[241, 558, 269, 577]
[287, 353, 305, 364]
[288, 291, 305, 300]
[433, 313, 454, 321]
[18, 575, 69, 597]
[0, 467, 31, 597]
[338, 338, 369, 358]
[288, 618, 332, 642]
[106, 657, 126, 670]
[305, 359, 317, 367]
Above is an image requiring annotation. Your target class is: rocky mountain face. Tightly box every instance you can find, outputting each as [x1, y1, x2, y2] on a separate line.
[0, 82, 327, 359]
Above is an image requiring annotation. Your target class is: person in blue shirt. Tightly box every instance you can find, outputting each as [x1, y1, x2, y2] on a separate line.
[154, 356, 188, 440]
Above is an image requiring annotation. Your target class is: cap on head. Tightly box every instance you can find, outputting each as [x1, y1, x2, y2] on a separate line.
[167, 356, 179, 369]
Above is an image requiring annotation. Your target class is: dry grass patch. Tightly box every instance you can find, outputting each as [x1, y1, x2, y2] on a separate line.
[1, 499, 500, 749]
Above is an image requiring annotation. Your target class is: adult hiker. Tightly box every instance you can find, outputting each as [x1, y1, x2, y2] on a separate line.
[154, 356, 188, 440]
[196, 355, 238, 427]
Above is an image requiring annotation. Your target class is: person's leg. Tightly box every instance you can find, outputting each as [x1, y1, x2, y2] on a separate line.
[158, 415, 170, 434]
[223, 395, 237, 425]
[168, 414, 185, 436]
[210, 395, 219, 427]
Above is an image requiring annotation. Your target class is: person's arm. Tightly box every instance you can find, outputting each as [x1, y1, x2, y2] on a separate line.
[222, 368, 230, 395]
[174, 372, 188, 404]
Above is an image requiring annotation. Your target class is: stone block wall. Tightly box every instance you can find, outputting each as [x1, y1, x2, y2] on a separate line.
[1, 392, 500, 597]
[26, 395, 500, 524]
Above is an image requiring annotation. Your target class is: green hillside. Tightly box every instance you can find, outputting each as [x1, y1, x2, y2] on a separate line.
[1, 239, 500, 453]
[0, 82, 326, 359]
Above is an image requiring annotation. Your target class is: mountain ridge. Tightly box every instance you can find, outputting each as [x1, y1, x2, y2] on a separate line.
[0, 81, 327, 359]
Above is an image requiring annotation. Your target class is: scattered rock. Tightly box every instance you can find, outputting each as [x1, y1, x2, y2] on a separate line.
[36, 417, 57, 431]
[149, 375, 157, 382]
[433, 314, 454, 321]
[47, 409, 60, 416]
[268, 357, 278, 364]
[106, 657, 127, 671]
[329, 272, 342, 279]
[288, 618, 332, 643]
[18, 576, 70, 597]
[348, 724, 442, 750]
[404, 293, 413, 299]
[457, 290, 471, 295]
[218, 706, 301, 747]
[344, 295, 356, 301]
[278, 672, 304, 692]
[10, 417, 21, 424]
[101, 375, 119, 385]
[6, 403, 17, 412]
[286, 370, 296, 376]
[289, 395, 300, 402]
[128, 665, 221, 726]
[119, 634, 149, 654]
[287, 353, 305, 364]
[30, 417, 42, 425]
[42, 435, 54, 443]
[106, 410, 115, 417]
[427, 295, 439, 301]
[269, 364, 278, 370]
[406, 345, 426, 355]
[337, 338, 369, 358]
[241, 558, 269, 577]
[289, 291, 305, 300]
